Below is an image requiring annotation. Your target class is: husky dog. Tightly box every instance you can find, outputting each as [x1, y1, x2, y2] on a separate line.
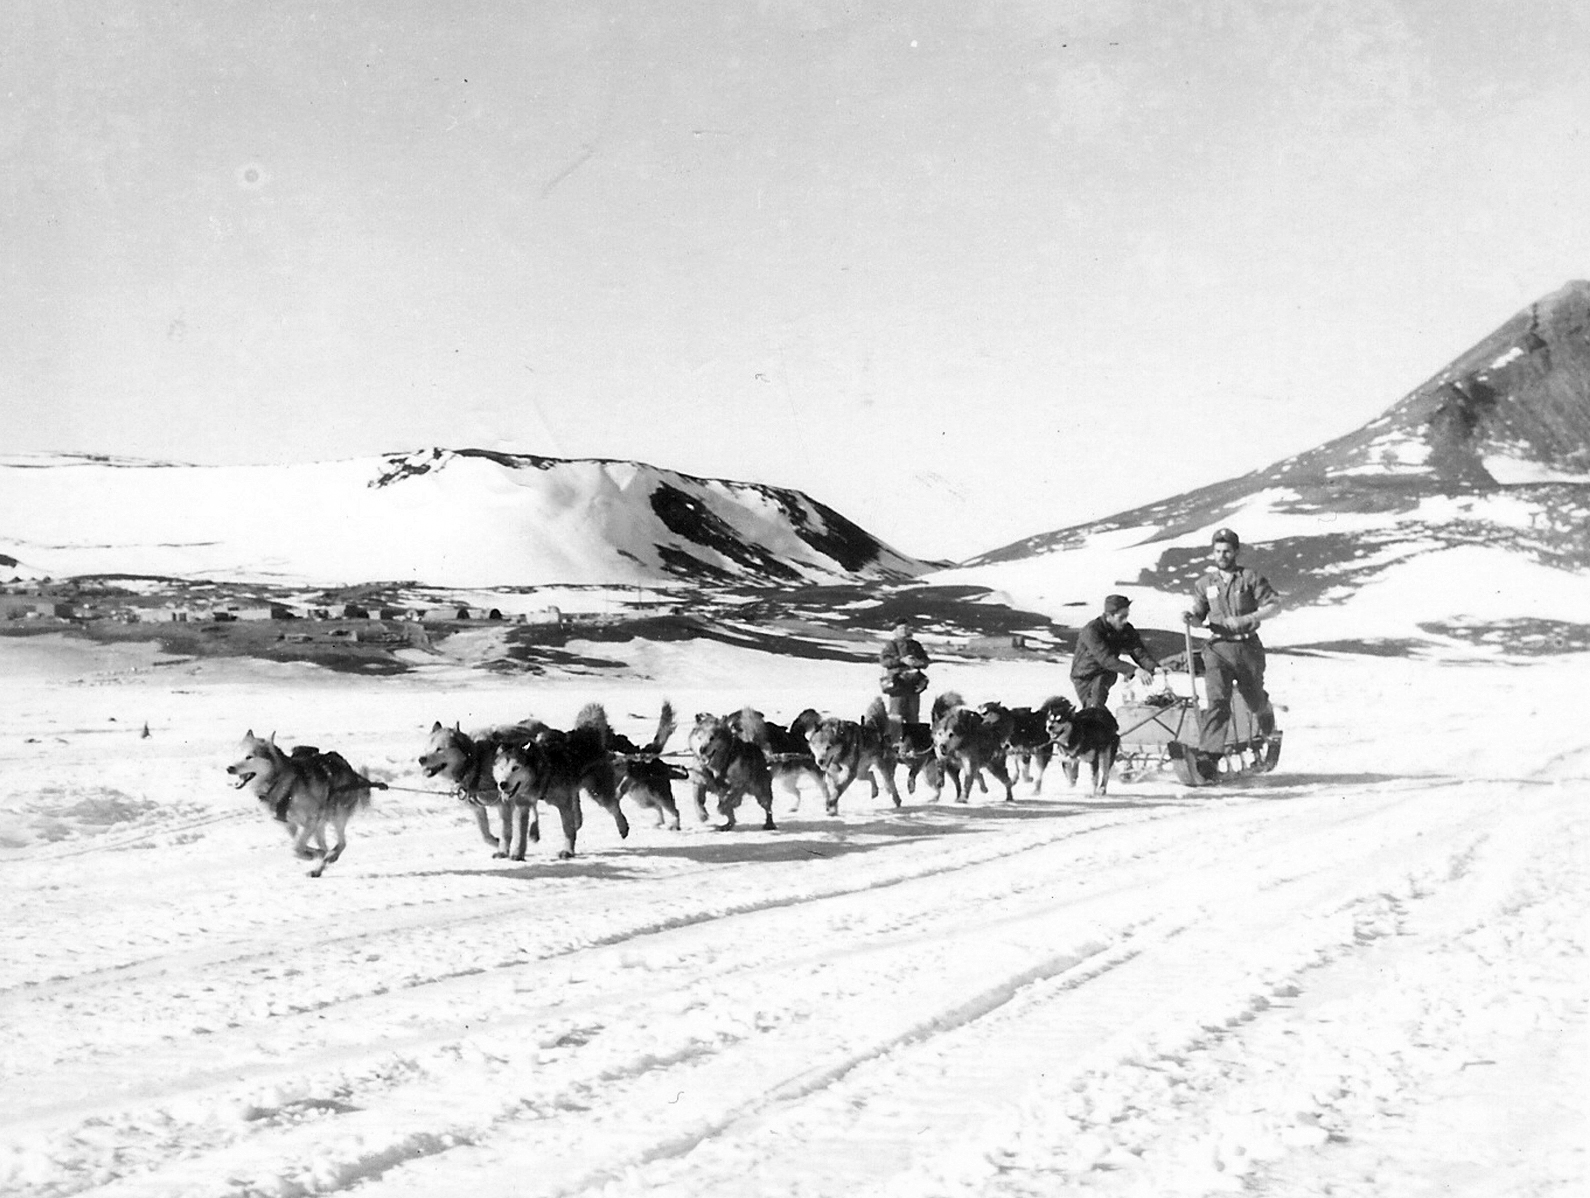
[719, 707, 831, 812]
[590, 701, 685, 831]
[418, 719, 549, 853]
[688, 708, 777, 831]
[1002, 696, 1075, 793]
[930, 692, 1016, 803]
[804, 697, 901, 814]
[894, 720, 944, 801]
[228, 730, 385, 877]
[491, 705, 627, 859]
[1046, 704, 1121, 796]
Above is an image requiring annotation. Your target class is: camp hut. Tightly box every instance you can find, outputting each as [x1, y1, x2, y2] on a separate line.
[343, 603, 371, 620]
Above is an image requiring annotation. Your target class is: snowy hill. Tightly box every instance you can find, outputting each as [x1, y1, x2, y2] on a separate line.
[939, 281, 1590, 654]
[0, 448, 927, 588]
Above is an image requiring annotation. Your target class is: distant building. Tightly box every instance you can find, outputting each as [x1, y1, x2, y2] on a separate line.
[343, 604, 371, 619]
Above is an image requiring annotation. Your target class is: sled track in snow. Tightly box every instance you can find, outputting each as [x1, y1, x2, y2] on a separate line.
[0, 774, 1523, 1198]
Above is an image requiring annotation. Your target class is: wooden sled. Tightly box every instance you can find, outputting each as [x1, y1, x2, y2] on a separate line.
[1115, 690, 1282, 788]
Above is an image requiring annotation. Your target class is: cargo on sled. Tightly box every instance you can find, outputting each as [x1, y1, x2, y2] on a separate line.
[1113, 658, 1282, 788]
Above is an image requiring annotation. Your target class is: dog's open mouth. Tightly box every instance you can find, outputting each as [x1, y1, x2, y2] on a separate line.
[230, 769, 256, 789]
[421, 761, 446, 778]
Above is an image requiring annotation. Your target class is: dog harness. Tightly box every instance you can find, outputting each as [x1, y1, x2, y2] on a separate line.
[451, 734, 500, 806]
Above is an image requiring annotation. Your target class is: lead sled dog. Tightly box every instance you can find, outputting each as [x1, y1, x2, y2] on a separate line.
[228, 730, 386, 876]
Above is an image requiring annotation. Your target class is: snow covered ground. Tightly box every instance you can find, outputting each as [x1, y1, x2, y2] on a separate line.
[1, 633, 1585, 1197]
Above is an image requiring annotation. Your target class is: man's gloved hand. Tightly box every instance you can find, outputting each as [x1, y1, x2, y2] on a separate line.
[1181, 611, 1200, 626]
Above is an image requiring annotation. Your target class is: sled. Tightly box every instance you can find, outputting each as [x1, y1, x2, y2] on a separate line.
[1114, 688, 1282, 788]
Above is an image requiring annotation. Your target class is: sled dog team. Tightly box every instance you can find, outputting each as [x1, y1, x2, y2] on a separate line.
[229, 691, 1122, 875]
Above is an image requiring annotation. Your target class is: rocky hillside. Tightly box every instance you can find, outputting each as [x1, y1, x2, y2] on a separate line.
[0, 449, 928, 588]
[942, 281, 1590, 654]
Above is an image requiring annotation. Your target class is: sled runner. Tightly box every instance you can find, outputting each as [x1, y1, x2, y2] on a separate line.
[1113, 688, 1282, 787]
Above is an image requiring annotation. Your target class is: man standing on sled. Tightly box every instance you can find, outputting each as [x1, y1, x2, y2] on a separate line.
[1070, 594, 1160, 709]
[879, 621, 930, 733]
[1182, 528, 1281, 774]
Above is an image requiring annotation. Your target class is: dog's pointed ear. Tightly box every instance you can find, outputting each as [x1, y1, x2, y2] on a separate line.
[243, 728, 254, 740]
[431, 720, 444, 733]
[268, 731, 277, 745]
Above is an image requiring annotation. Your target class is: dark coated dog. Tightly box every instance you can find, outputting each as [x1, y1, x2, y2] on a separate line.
[1003, 696, 1075, 793]
[894, 720, 944, 801]
[491, 704, 628, 859]
[596, 701, 685, 831]
[931, 691, 1016, 803]
[1046, 704, 1121, 796]
[729, 707, 832, 812]
[803, 697, 901, 814]
[688, 708, 777, 831]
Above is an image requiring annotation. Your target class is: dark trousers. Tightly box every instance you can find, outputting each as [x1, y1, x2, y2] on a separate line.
[1198, 639, 1274, 753]
[886, 692, 921, 727]
[1073, 673, 1115, 710]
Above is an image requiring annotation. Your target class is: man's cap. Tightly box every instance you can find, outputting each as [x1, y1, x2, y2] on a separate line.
[1211, 527, 1240, 548]
[1103, 594, 1131, 613]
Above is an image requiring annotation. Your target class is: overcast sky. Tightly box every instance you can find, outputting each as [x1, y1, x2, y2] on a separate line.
[5, 1, 1588, 560]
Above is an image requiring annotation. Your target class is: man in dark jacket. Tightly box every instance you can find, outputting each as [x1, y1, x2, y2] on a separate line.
[879, 621, 930, 730]
[1070, 594, 1160, 709]
[1182, 527, 1281, 765]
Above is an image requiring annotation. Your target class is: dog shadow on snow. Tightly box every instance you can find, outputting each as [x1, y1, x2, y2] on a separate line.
[400, 795, 1194, 876]
[604, 794, 1197, 866]
[398, 859, 656, 883]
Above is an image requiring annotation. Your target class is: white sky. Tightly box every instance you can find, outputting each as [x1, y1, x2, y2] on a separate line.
[4, 1, 1589, 560]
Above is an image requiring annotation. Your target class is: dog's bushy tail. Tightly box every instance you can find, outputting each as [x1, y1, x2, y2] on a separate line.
[863, 695, 890, 731]
[736, 706, 768, 747]
[931, 690, 964, 724]
[576, 703, 611, 738]
[646, 700, 677, 755]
